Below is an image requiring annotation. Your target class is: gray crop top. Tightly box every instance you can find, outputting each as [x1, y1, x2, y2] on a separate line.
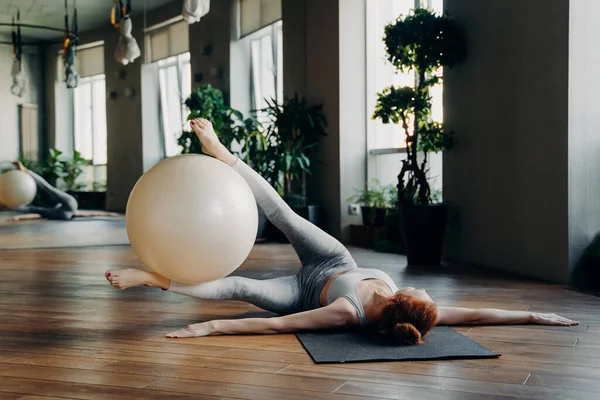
[326, 268, 399, 326]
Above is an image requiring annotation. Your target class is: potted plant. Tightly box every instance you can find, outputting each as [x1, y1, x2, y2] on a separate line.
[349, 180, 393, 227]
[17, 149, 103, 209]
[260, 95, 327, 227]
[372, 8, 466, 265]
[48, 149, 108, 209]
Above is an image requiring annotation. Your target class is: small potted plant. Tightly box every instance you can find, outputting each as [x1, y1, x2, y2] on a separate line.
[349, 180, 392, 227]
[372, 8, 466, 265]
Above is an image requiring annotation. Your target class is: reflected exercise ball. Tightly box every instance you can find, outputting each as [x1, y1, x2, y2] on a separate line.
[126, 154, 258, 283]
[0, 170, 37, 207]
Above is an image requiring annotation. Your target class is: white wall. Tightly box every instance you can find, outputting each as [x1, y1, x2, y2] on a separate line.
[568, 0, 600, 275]
[339, 0, 367, 239]
[0, 45, 43, 162]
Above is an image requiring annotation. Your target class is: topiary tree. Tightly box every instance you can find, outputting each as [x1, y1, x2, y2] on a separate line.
[372, 8, 466, 206]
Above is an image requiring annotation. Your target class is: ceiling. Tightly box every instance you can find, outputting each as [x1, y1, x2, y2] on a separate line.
[0, 0, 177, 42]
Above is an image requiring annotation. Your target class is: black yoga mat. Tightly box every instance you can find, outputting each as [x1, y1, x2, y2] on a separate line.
[296, 326, 499, 364]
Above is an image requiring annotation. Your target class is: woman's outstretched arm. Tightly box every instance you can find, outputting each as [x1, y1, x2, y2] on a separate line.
[166, 299, 358, 338]
[437, 306, 579, 326]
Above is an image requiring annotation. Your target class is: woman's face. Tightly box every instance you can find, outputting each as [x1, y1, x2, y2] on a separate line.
[396, 287, 434, 303]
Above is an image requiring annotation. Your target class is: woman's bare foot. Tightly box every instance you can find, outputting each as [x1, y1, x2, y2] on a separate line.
[12, 161, 26, 172]
[105, 268, 170, 290]
[190, 118, 237, 166]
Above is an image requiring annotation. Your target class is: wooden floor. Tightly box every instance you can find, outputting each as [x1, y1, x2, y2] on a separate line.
[1, 225, 600, 399]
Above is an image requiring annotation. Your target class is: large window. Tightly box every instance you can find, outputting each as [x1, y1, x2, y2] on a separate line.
[74, 74, 108, 166]
[367, 0, 443, 150]
[366, 0, 444, 189]
[158, 52, 192, 157]
[73, 74, 108, 190]
[145, 19, 191, 158]
[231, 1, 282, 119]
[250, 20, 283, 121]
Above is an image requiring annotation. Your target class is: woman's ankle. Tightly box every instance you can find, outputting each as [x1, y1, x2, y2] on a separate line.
[150, 272, 171, 290]
[214, 144, 237, 166]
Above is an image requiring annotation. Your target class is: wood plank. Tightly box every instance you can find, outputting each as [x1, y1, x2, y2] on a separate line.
[0, 363, 161, 389]
[214, 348, 314, 364]
[0, 344, 289, 374]
[145, 377, 383, 400]
[476, 340, 600, 357]
[326, 362, 528, 385]
[335, 381, 517, 400]
[436, 358, 600, 380]
[278, 364, 448, 389]
[526, 373, 600, 392]
[0, 376, 222, 400]
[442, 378, 599, 400]
[99, 360, 344, 392]
[0, 352, 113, 370]
[0, 332, 230, 357]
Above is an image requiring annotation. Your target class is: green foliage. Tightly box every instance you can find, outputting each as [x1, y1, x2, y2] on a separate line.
[383, 8, 466, 74]
[176, 87, 326, 205]
[372, 8, 466, 205]
[17, 156, 47, 178]
[349, 180, 397, 208]
[238, 119, 279, 188]
[18, 149, 88, 191]
[178, 85, 247, 154]
[46, 149, 88, 191]
[92, 181, 107, 192]
[259, 95, 327, 200]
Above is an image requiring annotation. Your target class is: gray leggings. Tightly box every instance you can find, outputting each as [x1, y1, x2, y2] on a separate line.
[167, 159, 357, 314]
[9, 171, 78, 220]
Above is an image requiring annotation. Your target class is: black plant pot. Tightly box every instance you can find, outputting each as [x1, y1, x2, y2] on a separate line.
[361, 206, 387, 227]
[68, 191, 107, 210]
[385, 210, 406, 252]
[400, 203, 448, 266]
[256, 206, 269, 242]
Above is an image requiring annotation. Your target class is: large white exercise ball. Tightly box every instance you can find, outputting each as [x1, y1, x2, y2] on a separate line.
[0, 170, 37, 207]
[126, 154, 258, 283]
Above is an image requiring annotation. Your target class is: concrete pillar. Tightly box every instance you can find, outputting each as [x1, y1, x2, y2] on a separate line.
[443, 0, 600, 283]
[282, 0, 365, 240]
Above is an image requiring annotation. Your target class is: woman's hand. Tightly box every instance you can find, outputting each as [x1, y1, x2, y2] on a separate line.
[166, 322, 213, 338]
[531, 313, 579, 326]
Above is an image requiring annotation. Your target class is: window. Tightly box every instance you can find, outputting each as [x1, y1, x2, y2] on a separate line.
[366, 0, 444, 188]
[74, 74, 107, 166]
[367, 0, 443, 151]
[158, 52, 192, 157]
[250, 20, 283, 121]
[145, 18, 191, 158]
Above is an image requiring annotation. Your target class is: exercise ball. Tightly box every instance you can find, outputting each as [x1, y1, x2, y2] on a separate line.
[0, 170, 37, 207]
[126, 154, 258, 283]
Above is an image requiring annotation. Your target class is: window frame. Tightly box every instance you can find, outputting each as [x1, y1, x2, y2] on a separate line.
[157, 52, 192, 158]
[73, 73, 107, 166]
[366, 0, 443, 156]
